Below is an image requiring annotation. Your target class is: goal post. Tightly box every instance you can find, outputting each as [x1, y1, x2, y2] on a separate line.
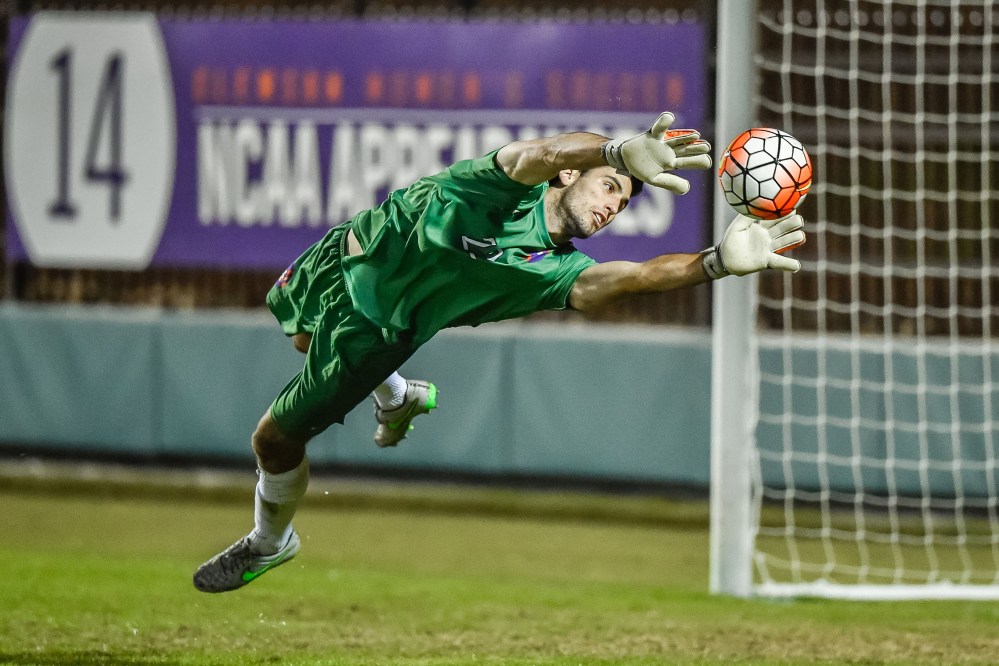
[710, 0, 999, 600]
[709, 0, 758, 598]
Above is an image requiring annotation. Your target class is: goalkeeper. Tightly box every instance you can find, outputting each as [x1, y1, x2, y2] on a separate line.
[194, 112, 806, 593]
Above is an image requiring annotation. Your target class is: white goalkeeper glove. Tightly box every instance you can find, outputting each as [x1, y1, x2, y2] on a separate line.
[701, 213, 806, 280]
[601, 112, 712, 194]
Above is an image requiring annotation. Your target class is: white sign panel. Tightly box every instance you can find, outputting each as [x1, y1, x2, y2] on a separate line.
[5, 13, 176, 269]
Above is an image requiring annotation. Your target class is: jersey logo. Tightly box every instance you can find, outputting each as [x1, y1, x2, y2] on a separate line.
[523, 250, 551, 263]
[461, 236, 503, 262]
[275, 264, 294, 288]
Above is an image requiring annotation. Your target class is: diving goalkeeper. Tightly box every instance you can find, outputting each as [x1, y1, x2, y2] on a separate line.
[193, 112, 806, 592]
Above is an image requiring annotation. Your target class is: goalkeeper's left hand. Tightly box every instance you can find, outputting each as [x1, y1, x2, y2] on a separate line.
[601, 112, 712, 194]
[701, 214, 806, 280]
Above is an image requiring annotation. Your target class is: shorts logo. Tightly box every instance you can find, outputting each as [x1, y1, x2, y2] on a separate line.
[524, 250, 551, 263]
[275, 264, 294, 288]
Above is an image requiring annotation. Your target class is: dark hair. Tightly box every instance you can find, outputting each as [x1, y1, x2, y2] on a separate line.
[626, 174, 644, 198]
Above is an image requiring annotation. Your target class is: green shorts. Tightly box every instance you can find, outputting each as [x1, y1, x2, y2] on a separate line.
[266, 223, 417, 439]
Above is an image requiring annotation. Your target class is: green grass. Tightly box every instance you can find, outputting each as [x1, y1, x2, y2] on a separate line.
[0, 476, 997, 665]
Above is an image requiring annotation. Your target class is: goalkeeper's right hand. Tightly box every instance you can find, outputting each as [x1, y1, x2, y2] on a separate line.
[701, 214, 806, 280]
[601, 112, 712, 194]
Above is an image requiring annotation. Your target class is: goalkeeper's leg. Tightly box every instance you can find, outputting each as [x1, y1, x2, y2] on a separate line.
[373, 374, 438, 448]
[193, 414, 309, 593]
[290, 337, 437, 444]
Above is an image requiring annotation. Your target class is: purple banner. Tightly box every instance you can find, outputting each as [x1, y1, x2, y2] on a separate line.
[6, 15, 708, 270]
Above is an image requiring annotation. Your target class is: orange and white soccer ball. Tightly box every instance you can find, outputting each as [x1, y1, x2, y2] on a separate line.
[717, 128, 813, 220]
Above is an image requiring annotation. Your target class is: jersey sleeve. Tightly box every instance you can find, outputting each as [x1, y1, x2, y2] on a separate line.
[538, 248, 598, 312]
[439, 149, 544, 211]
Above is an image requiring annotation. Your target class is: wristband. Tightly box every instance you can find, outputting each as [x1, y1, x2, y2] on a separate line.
[700, 246, 730, 280]
[601, 140, 626, 171]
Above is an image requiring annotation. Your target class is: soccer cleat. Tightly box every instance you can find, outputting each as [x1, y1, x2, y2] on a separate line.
[193, 530, 300, 593]
[373, 380, 438, 448]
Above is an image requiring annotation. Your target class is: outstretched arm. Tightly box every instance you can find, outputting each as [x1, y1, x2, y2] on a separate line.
[496, 132, 610, 186]
[496, 112, 711, 191]
[569, 213, 807, 313]
[569, 254, 707, 313]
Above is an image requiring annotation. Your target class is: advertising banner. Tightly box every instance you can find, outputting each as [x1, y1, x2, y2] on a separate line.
[6, 13, 708, 270]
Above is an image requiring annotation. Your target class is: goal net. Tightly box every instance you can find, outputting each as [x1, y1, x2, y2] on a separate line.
[718, 0, 999, 600]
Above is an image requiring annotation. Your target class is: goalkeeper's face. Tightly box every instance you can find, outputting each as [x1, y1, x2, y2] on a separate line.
[553, 167, 635, 240]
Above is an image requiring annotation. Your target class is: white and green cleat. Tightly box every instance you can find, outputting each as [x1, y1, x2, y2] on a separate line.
[374, 380, 438, 448]
[193, 530, 300, 593]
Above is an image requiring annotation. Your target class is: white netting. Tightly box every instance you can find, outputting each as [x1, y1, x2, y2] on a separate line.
[750, 0, 999, 597]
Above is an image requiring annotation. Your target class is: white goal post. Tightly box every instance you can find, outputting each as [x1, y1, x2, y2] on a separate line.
[710, 0, 999, 600]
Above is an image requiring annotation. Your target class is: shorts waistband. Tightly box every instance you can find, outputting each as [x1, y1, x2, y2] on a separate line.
[326, 222, 352, 263]
[338, 225, 350, 258]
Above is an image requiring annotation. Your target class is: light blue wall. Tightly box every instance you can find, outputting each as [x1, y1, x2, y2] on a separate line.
[0, 304, 713, 485]
[756, 344, 999, 498]
[3, 304, 994, 497]
[0, 306, 161, 453]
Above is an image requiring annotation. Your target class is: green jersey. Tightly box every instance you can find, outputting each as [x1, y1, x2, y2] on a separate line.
[342, 150, 596, 344]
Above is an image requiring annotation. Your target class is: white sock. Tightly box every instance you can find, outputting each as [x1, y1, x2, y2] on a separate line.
[251, 457, 309, 555]
[373, 371, 408, 409]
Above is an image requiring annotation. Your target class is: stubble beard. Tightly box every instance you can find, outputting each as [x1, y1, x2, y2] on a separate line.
[553, 190, 595, 241]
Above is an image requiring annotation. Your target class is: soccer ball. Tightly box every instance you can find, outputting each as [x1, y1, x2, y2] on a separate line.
[717, 128, 813, 220]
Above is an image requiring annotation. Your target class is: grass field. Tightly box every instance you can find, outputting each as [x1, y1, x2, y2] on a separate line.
[1, 467, 997, 665]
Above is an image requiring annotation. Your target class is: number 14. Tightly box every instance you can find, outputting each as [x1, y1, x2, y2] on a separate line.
[48, 48, 130, 222]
